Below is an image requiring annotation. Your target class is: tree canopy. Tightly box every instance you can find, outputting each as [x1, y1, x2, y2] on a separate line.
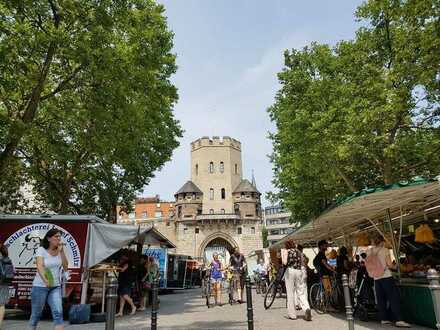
[0, 0, 182, 221]
[268, 0, 440, 224]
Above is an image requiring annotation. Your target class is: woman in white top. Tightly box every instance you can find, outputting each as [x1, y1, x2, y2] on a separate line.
[29, 229, 68, 330]
[368, 235, 410, 328]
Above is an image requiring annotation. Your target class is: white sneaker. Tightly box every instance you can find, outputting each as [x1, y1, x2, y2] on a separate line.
[396, 321, 411, 328]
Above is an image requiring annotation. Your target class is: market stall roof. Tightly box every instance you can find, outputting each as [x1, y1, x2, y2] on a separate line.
[0, 214, 105, 223]
[85, 223, 175, 269]
[270, 179, 440, 250]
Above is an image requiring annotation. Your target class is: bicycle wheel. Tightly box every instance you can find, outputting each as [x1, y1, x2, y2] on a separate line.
[330, 285, 343, 311]
[309, 283, 327, 314]
[264, 281, 277, 310]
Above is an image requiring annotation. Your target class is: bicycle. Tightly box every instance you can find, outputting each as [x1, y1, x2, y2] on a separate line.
[264, 266, 286, 310]
[254, 271, 269, 295]
[309, 273, 342, 314]
[228, 267, 245, 304]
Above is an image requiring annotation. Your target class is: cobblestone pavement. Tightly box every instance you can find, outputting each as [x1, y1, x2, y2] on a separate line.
[4, 288, 431, 330]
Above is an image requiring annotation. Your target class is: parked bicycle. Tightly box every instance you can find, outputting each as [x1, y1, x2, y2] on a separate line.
[264, 266, 286, 309]
[309, 274, 343, 314]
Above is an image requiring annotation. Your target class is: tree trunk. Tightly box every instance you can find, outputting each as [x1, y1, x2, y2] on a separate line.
[107, 203, 117, 223]
[335, 166, 358, 192]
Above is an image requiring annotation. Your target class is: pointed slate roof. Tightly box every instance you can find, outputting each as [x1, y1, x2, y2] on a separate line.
[233, 179, 260, 194]
[175, 181, 203, 195]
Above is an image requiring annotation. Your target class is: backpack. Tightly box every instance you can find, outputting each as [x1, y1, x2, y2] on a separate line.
[0, 256, 15, 284]
[365, 248, 385, 279]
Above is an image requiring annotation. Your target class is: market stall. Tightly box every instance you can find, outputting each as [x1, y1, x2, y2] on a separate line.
[269, 179, 440, 328]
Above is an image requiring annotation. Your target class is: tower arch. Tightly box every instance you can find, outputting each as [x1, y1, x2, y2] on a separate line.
[198, 232, 238, 262]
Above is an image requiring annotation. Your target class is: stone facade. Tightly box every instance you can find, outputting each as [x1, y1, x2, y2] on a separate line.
[173, 136, 263, 260]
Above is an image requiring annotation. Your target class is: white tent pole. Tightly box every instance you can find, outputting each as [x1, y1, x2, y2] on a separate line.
[80, 223, 92, 304]
[386, 209, 400, 278]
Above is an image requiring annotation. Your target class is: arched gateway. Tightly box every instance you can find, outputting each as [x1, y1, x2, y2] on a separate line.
[199, 232, 238, 264]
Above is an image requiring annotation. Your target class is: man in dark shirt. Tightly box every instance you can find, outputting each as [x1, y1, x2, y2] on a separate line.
[229, 247, 247, 303]
[313, 240, 334, 276]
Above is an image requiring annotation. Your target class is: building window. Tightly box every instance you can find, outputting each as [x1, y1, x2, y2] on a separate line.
[221, 188, 225, 200]
[237, 227, 242, 235]
[178, 206, 182, 218]
[195, 164, 198, 175]
[155, 211, 162, 218]
[210, 188, 214, 200]
[220, 161, 224, 173]
[195, 228, 199, 234]
[235, 164, 238, 174]
[251, 227, 255, 234]
[141, 212, 147, 219]
[209, 209, 214, 214]
[209, 162, 214, 173]
[128, 212, 135, 219]
[221, 208, 225, 214]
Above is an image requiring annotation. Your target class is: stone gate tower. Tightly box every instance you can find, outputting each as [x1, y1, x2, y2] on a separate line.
[173, 136, 263, 261]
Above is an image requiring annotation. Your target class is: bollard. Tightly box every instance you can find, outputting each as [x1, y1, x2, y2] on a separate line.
[151, 278, 159, 330]
[428, 269, 440, 329]
[342, 274, 355, 330]
[105, 274, 118, 330]
[245, 276, 254, 330]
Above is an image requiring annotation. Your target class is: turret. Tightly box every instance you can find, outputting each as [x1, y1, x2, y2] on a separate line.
[174, 181, 203, 221]
[232, 179, 262, 219]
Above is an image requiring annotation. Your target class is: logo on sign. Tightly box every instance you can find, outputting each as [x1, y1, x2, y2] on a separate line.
[4, 223, 81, 268]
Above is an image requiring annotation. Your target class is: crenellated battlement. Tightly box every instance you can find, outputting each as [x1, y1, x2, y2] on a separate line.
[191, 136, 241, 151]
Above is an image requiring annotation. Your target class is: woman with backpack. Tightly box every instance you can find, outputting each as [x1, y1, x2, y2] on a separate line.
[29, 229, 68, 330]
[367, 235, 410, 328]
[0, 242, 12, 329]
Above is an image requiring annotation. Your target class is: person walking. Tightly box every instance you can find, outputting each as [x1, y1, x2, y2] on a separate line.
[138, 256, 149, 311]
[209, 252, 223, 306]
[0, 242, 13, 330]
[281, 240, 312, 321]
[229, 247, 247, 303]
[115, 255, 136, 317]
[29, 229, 68, 330]
[367, 235, 410, 328]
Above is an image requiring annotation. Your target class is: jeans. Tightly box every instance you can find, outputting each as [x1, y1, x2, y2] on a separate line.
[29, 286, 63, 328]
[374, 277, 402, 322]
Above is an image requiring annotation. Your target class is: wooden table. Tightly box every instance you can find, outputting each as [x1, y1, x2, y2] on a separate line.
[89, 266, 120, 314]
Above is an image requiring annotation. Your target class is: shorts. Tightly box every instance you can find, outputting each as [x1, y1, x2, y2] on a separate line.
[211, 277, 222, 284]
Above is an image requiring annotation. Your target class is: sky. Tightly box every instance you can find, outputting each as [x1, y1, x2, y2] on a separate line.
[142, 0, 364, 205]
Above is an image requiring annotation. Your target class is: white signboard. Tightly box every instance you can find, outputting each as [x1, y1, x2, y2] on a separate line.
[4, 223, 82, 268]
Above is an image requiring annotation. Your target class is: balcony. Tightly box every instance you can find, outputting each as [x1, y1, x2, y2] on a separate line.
[196, 213, 240, 221]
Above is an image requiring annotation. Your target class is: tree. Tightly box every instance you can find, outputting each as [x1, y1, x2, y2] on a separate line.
[0, 0, 182, 221]
[268, 0, 440, 224]
[262, 226, 269, 248]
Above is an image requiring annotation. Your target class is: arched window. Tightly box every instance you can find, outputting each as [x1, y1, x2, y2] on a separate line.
[209, 162, 214, 173]
[209, 209, 214, 214]
[220, 161, 224, 173]
[221, 188, 226, 200]
[195, 164, 198, 175]
[234, 164, 238, 174]
[221, 208, 225, 214]
[210, 188, 214, 200]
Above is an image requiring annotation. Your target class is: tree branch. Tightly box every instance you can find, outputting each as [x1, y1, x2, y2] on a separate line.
[40, 65, 83, 101]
